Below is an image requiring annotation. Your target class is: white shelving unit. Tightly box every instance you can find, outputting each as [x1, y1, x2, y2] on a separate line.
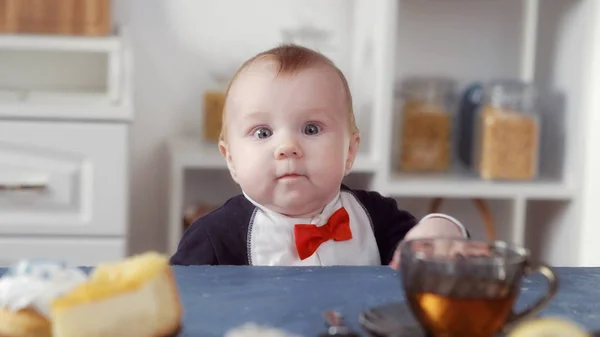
[0, 30, 133, 121]
[167, 0, 598, 266]
[0, 28, 134, 267]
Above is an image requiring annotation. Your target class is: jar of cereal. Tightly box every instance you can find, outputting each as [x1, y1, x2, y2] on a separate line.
[203, 72, 231, 143]
[473, 80, 540, 180]
[397, 77, 457, 172]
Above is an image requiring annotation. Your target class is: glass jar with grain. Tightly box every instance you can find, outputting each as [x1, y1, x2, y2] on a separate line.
[473, 80, 540, 180]
[397, 77, 456, 172]
[202, 72, 230, 143]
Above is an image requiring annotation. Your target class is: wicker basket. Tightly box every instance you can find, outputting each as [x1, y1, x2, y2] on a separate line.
[0, 0, 111, 36]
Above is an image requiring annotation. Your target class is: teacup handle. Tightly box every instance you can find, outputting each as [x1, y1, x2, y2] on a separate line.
[505, 263, 558, 327]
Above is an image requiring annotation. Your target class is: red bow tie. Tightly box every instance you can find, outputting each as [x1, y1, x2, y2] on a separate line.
[293, 207, 353, 260]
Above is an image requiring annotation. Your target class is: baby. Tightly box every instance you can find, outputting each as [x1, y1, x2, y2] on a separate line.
[170, 44, 469, 268]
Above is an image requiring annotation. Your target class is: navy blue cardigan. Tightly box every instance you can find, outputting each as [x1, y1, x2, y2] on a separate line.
[170, 186, 422, 266]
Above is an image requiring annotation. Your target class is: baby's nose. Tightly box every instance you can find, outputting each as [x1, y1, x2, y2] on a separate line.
[275, 143, 304, 159]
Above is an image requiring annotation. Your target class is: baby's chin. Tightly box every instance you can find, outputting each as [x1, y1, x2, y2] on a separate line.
[267, 193, 330, 218]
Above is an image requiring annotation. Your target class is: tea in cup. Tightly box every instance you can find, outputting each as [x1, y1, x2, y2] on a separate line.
[399, 238, 557, 337]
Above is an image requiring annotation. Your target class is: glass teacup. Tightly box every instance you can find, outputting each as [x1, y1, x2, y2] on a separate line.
[399, 237, 558, 337]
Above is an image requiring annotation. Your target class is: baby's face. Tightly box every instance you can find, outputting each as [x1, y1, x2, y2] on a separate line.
[221, 60, 359, 217]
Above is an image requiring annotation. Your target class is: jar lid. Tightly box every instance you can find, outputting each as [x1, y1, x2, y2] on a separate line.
[484, 80, 538, 113]
[396, 76, 457, 104]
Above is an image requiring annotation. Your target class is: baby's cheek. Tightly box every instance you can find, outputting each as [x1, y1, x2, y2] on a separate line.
[311, 142, 346, 168]
[229, 149, 268, 186]
[310, 156, 345, 183]
[239, 158, 269, 181]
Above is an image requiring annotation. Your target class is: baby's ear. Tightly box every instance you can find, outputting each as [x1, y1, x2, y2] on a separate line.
[344, 132, 360, 176]
[219, 140, 238, 183]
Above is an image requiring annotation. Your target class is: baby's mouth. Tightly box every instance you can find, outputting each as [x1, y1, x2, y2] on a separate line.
[277, 173, 304, 180]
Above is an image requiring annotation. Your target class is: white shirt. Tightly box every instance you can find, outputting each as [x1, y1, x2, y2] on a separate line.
[245, 190, 380, 266]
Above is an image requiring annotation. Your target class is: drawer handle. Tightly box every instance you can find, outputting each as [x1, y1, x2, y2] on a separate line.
[0, 183, 47, 192]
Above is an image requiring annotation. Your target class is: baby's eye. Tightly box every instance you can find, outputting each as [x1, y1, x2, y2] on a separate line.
[303, 123, 320, 135]
[253, 127, 273, 139]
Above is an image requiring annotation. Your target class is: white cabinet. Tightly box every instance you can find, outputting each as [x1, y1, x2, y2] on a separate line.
[0, 32, 133, 121]
[0, 121, 128, 236]
[0, 29, 133, 266]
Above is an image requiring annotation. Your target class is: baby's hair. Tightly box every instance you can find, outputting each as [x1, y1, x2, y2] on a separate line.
[219, 44, 358, 142]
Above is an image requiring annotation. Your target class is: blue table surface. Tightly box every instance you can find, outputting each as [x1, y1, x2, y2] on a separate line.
[2, 266, 600, 337]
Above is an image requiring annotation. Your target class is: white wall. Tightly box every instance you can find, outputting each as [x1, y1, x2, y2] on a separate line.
[578, 0, 600, 266]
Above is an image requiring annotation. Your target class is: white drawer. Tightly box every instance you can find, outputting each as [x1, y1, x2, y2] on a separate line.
[0, 237, 126, 268]
[0, 121, 128, 236]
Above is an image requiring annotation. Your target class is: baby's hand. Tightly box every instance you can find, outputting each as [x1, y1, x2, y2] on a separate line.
[406, 216, 466, 239]
[389, 215, 466, 270]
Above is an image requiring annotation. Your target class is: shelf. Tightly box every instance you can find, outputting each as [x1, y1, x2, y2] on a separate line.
[169, 138, 224, 170]
[383, 170, 575, 200]
[0, 100, 132, 122]
[168, 137, 380, 173]
[0, 28, 132, 121]
[0, 33, 121, 53]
